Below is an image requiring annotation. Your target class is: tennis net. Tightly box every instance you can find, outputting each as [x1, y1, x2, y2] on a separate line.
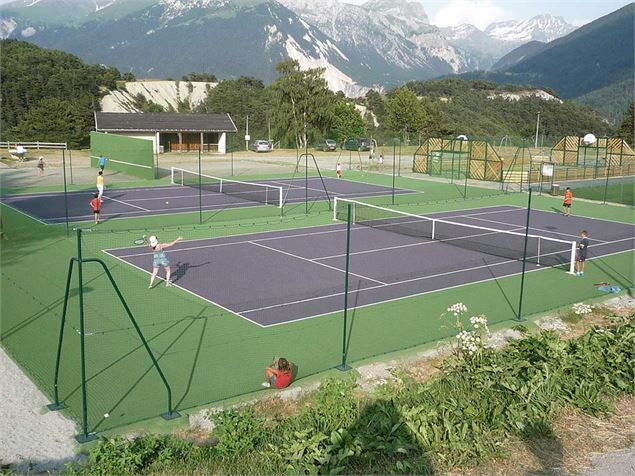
[171, 167, 283, 208]
[334, 198, 576, 273]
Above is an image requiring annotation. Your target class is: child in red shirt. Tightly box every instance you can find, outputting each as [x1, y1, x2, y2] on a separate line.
[90, 193, 101, 224]
[262, 357, 293, 389]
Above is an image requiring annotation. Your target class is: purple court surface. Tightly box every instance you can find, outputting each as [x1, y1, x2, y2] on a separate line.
[105, 205, 634, 327]
[0, 177, 415, 224]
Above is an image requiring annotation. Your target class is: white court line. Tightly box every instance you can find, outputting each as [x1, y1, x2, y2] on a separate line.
[248, 240, 387, 285]
[100, 249, 250, 323]
[102, 195, 150, 211]
[463, 214, 609, 243]
[242, 243, 634, 319]
[0, 200, 50, 225]
[504, 204, 635, 226]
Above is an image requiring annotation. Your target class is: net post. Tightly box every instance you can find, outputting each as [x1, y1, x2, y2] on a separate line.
[431, 219, 436, 240]
[568, 242, 577, 275]
[170, 167, 175, 184]
[336, 203, 353, 372]
[75, 228, 97, 443]
[392, 139, 396, 205]
[278, 187, 283, 209]
[333, 197, 338, 221]
[62, 149, 70, 236]
[198, 149, 203, 225]
[537, 237, 541, 266]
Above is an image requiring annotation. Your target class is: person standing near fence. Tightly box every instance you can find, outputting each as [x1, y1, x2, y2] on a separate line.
[37, 157, 44, 177]
[562, 187, 573, 216]
[96, 171, 105, 202]
[336, 161, 342, 178]
[98, 155, 107, 171]
[576, 230, 589, 276]
[90, 193, 101, 224]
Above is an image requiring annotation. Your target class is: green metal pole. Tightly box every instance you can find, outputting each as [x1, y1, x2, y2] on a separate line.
[392, 140, 396, 205]
[68, 148, 74, 185]
[516, 187, 532, 322]
[603, 158, 610, 204]
[62, 149, 70, 236]
[463, 141, 471, 199]
[48, 258, 76, 411]
[75, 228, 96, 442]
[305, 151, 308, 215]
[336, 203, 352, 372]
[198, 148, 202, 224]
[398, 139, 402, 177]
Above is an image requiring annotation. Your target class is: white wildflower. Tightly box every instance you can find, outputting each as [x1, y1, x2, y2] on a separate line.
[447, 303, 468, 316]
[572, 303, 593, 316]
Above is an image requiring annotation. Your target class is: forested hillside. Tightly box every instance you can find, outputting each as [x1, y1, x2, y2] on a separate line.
[362, 79, 613, 141]
[0, 39, 130, 147]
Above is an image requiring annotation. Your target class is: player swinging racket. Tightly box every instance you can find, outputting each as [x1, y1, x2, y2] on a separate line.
[148, 235, 183, 288]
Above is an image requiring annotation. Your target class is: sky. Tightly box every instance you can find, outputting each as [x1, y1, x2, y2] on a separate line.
[345, 0, 633, 29]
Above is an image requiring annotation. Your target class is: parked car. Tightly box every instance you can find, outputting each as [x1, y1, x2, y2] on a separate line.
[341, 138, 375, 152]
[250, 140, 272, 152]
[315, 139, 337, 151]
[341, 139, 360, 151]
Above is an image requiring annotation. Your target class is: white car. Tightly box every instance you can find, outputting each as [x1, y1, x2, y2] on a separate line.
[250, 140, 272, 153]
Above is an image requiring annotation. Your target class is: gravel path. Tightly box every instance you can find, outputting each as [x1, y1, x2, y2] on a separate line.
[584, 444, 635, 475]
[0, 346, 77, 473]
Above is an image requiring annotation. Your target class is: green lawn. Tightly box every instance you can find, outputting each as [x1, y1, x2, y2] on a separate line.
[572, 181, 634, 206]
[1, 172, 633, 437]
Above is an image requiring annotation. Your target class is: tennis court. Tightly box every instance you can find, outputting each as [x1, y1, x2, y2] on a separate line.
[0, 172, 415, 224]
[105, 203, 635, 326]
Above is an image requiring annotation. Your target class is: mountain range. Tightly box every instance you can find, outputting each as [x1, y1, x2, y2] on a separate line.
[0, 0, 578, 95]
[461, 3, 634, 122]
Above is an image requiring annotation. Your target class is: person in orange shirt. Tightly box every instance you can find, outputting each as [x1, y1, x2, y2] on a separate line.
[562, 187, 573, 216]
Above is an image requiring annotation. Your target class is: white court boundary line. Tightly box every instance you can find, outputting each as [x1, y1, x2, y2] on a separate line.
[102, 195, 150, 211]
[101, 249, 247, 322]
[462, 214, 609, 243]
[249, 240, 387, 285]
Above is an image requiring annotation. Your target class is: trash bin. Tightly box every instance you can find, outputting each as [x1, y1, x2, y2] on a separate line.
[550, 183, 560, 196]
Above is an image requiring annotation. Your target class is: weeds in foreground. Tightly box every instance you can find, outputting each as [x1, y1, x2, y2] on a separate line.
[66, 308, 634, 475]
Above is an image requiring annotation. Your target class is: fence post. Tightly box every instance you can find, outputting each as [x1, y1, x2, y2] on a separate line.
[336, 203, 353, 372]
[515, 188, 532, 322]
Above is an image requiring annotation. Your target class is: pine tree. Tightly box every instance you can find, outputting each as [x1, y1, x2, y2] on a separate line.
[617, 102, 634, 146]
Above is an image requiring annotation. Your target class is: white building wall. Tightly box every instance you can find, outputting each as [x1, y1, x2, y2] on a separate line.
[219, 133, 227, 154]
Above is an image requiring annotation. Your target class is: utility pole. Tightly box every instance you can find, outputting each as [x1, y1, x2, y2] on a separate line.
[534, 111, 541, 149]
[245, 115, 250, 151]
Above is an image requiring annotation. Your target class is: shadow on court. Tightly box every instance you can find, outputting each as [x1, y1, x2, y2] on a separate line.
[173, 261, 211, 283]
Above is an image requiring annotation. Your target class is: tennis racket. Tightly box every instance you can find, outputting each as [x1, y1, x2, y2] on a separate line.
[133, 235, 148, 245]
